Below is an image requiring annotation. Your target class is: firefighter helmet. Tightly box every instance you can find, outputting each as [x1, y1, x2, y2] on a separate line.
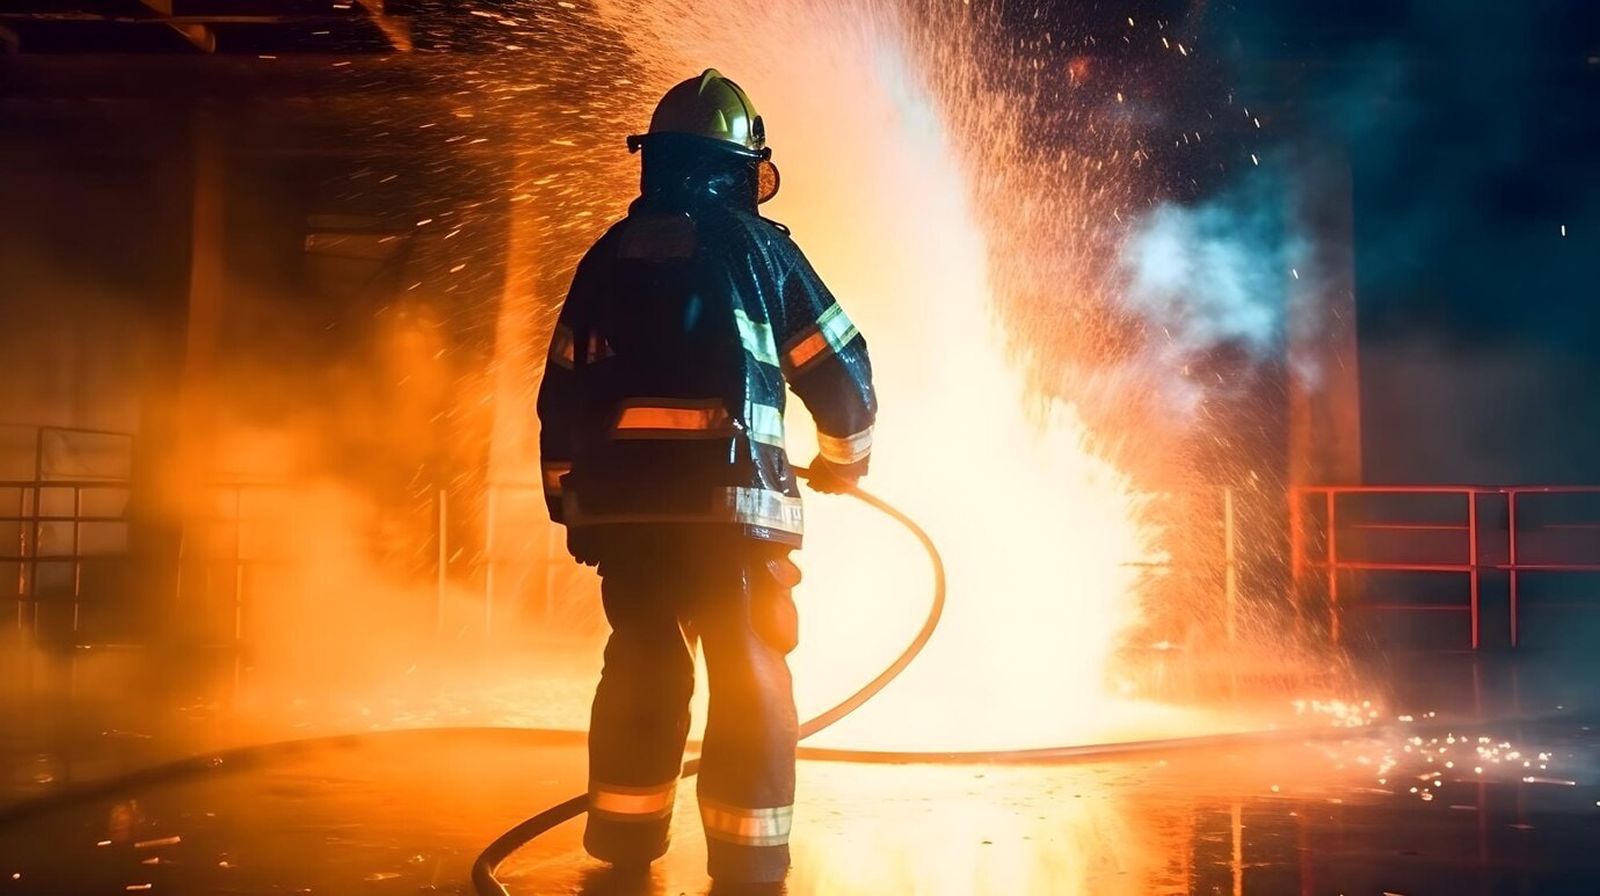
[627, 69, 768, 159]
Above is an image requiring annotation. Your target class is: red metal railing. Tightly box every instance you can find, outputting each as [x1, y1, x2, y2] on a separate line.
[2, 479, 131, 639]
[1503, 486, 1600, 646]
[1292, 485, 1600, 649]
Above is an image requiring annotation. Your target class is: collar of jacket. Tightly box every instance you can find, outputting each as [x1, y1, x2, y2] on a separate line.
[632, 152, 757, 215]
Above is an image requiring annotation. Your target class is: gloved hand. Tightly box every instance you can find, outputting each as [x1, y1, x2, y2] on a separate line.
[804, 456, 862, 494]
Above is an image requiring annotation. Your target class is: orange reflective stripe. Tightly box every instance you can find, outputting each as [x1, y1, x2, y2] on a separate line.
[590, 781, 677, 820]
[783, 302, 859, 374]
[541, 461, 570, 497]
[784, 330, 829, 372]
[615, 405, 729, 433]
[611, 399, 733, 439]
[699, 798, 793, 847]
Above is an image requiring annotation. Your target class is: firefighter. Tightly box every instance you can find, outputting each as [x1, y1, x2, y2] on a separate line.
[537, 70, 877, 888]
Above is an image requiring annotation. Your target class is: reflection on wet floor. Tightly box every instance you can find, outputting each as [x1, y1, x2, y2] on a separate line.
[5, 643, 1600, 894]
[4, 717, 1600, 894]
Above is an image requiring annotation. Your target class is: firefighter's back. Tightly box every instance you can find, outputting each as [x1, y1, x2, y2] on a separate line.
[554, 203, 804, 551]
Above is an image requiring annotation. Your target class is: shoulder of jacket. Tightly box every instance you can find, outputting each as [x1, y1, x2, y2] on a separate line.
[580, 218, 631, 259]
[719, 208, 792, 239]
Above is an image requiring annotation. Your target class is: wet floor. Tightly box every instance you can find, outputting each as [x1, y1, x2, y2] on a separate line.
[5, 715, 1600, 893]
[5, 645, 1600, 894]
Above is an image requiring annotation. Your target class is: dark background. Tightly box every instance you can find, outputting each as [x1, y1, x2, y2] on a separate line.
[1214, 0, 1600, 483]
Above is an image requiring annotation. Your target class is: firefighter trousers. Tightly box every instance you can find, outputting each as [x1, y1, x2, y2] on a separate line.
[584, 539, 802, 885]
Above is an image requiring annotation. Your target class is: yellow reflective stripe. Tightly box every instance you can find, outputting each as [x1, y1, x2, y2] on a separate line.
[699, 798, 793, 847]
[745, 402, 786, 448]
[591, 781, 677, 820]
[541, 461, 571, 497]
[817, 425, 873, 465]
[550, 325, 576, 369]
[735, 307, 780, 367]
[818, 302, 859, 352]
[613, 400, 731, 438]
[784, 302, 859, 373]
[564, 487, 804, 536]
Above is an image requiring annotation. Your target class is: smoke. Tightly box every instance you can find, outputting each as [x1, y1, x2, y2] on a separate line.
[1117, 174, 1307, 405]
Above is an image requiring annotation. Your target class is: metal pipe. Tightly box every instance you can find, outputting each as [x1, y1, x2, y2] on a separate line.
[28, 483, 40, 637]
[1468, 489, 1480, 650]
[14, 486, 26, 636]
[71, 486, 82, 637]
[1507, 490, 1519, 647]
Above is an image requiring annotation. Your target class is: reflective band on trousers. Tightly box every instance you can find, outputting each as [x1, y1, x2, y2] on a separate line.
[550, 325, 576, 369]
[590, 781, 677, 820]
[541, 461, 571, 496]
[734, 306, 780, 368]
[564, 487, 804, 536]
[699, 798, 794, 848]
[784, 302, 859, 373]
[817, 425, 873, 465]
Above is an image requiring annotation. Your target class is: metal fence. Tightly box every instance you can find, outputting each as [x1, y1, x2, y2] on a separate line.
[0, 476, 1256, 649]
[1291, 485, 1600, 649]
[2, 478, 130, 640]
[25, 465, 1594, 653]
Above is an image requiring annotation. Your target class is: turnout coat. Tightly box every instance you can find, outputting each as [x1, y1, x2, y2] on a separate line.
[537, 184, 876, 556]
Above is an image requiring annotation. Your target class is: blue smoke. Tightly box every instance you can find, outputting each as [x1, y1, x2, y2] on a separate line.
[1118, 174, 1308, 370]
